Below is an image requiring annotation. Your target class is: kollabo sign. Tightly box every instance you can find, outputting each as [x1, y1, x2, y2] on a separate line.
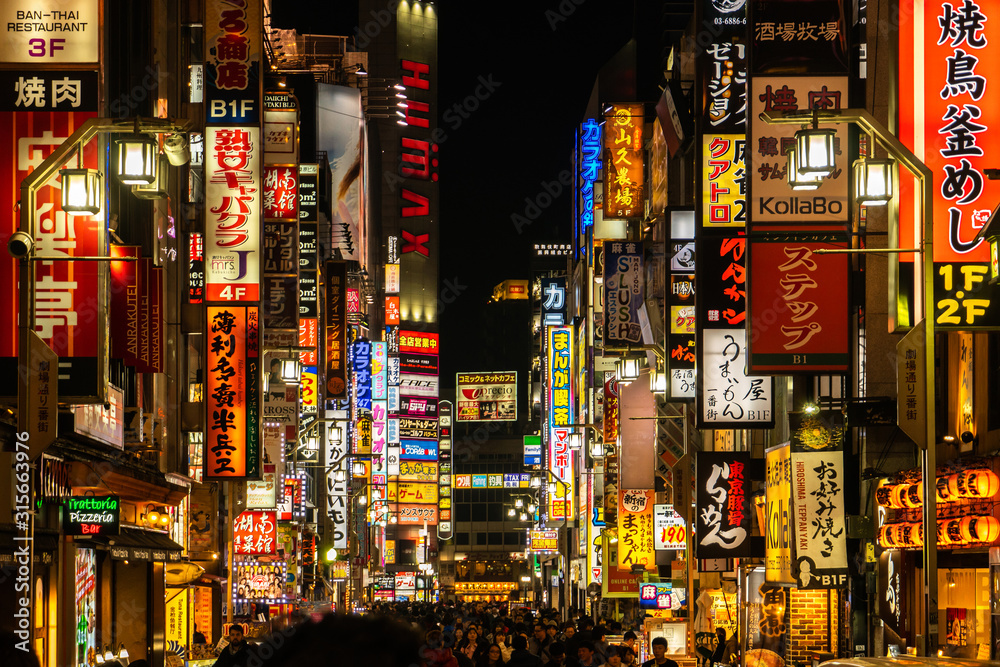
[63, 496, 120, 536]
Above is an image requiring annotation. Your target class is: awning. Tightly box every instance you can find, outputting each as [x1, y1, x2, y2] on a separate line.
[76, 527, 184, 562]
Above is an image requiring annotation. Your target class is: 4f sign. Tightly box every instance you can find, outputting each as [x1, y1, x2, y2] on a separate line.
[2, 2, 100, 63]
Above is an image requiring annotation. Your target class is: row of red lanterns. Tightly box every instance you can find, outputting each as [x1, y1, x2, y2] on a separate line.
[877, 515, 1000, 549]
[875, 468, 1000, 509]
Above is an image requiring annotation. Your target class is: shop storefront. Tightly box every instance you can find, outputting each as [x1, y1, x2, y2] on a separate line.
[875, 458, 1000, 657]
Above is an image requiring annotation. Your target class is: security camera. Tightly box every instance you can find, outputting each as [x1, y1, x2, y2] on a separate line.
[7, 231, 33, 259]
[163, 133, 190, 166]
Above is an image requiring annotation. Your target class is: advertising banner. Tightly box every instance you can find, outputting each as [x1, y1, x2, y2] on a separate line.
[540, 277, 567, 327]
[653, 504, 686, 551]
[703, 135, 746, 228]
[749, 76, 850, 225]
[765, 443, 795, 585]
[0, 107, 107, 400]
[263, 165, 299, 220]
[0, 2, 100, 63]
[695, 452, 751, 558]
[205, 126, 262, 301]
[325, 261, 347, 398]
[398, 417, 438, 440]
[896, 0, 1000, 329]
[702, 329, 773, 425]
[603, 104, 644, 219]
[398, 395, 438, 418]
[579, 118, 601, 235]
[456, 371, 517, 421]
[667, 212, 696, 398]
[748, 231, 850, 373]
[751, 0, 850, 74]
[234, 561, 286, 603]
[547, 325, 576, 521]
[394, 503, 439, 525]
[372, 342, 388, 400]
[399, 373, 439, 398]
[233, 511, 276, 555]
[325, 412, 349, 549]
[399, 330, 439, 354]
[528, 530, 560, 553]
[401, 439, 437, 461]
[205, 306, 259, 479]
[617, 489, 656, 572]
[399, 460, 438, 482]
[791, 451, 848, 588]
[205, 0, 261, 125]
[388, 482, 438, 504]
[63, 496, 120, 537]
[603, 242, 644, 344]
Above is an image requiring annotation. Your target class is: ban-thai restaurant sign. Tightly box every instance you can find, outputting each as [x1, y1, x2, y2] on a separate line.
[791, 451, 848, 589]
[233, 510, 276, 555]
[897, 0, 1000, 330]
[765, 443, 795, 585]
[205, 306, 260, 479]
[617, 489, 656, 572]
[695, 452, 751, 559]
[747, 231, 850, 373]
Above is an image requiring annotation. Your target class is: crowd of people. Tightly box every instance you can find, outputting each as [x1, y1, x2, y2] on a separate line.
[214, 602, 690, 667]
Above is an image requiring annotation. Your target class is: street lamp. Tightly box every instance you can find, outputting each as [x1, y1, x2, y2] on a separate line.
[853, 157, 895, 206]
[762, 107, 937, 656]
[116, 132, 159, 184]
[786, 147, 823, 190]
[60, 168, 102, 214]
[793, 113, 837, 176]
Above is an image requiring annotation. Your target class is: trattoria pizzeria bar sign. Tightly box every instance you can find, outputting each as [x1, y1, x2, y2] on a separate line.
[63, 495, 120, 536]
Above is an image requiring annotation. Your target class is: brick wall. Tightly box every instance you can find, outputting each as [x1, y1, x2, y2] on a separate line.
[788, 588, 838, 666]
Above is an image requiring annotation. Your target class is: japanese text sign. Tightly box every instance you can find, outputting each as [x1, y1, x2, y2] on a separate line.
[528, 529, 560, 553]
[233, 510, 276, 555]
[205, 0, 261, 125]
[765, 443, 795, 584]
[749, 77, 849, 224]
[617, 489, 656, 572]
[604, 242, 644, 344]
[703, 135, 747, 228]
[456, 371, 517, 422]
[262, 165, 298, 220]
[791, 451, 848, 589]
[747, 232, 850, 373]
[695, 452, 751, 558]
[205, 126, 261, 301]
[579, 119, 601, 233]
[205, 306, 259, 479]
[603, 104, 645, 219]
[324, 261, 347, 399]
[653, 504, 687, 551]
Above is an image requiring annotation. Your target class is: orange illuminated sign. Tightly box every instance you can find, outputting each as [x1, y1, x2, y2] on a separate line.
[603, 104, 644, 219]
[205, 306, 259, 479]
[385, 296, 400, 325]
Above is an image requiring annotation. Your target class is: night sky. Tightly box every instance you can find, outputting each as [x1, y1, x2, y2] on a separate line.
[273, 0, 663, 387]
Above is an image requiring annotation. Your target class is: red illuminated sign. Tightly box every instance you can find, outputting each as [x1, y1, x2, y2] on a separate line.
[263, 165, 299, 221]
[399, 330, 439, 355]
[233, 510, 276, 555]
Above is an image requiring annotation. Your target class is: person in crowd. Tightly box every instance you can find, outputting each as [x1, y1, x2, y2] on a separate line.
[558, 621, 576, 644]
[577, 641, 600, 667]
[506, 634, 543, 667]
[213, 625, 258, 667]
[459, 626, 488, 664]
[529, 622, 553, 663]
[545, 642, 569, 667]
[258, 613, 423, 667]
[620, 632, 637, 654]
[591, 626, 611, 665]
[621, 647, 637, 667]
[641, 637, 679, 667]
[599, 646, 623, 667]
[478, 643, 507, 667]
